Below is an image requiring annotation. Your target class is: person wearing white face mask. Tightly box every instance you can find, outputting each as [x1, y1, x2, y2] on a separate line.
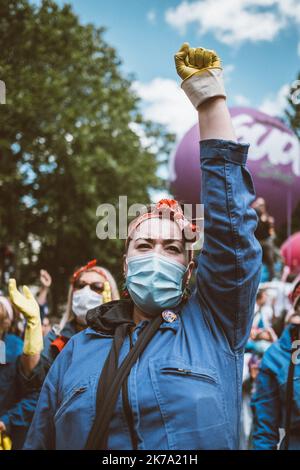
[9, 260, 119, 391]
[48, 260, 118, 372]
[72, 284, 104, 323]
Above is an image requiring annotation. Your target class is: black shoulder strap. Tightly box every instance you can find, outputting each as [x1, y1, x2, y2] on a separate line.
[85, 314, 162, 450]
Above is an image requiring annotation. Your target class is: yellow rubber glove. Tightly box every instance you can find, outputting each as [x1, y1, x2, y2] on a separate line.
[102, 281, 112, 304]
[0, 432, 12, 450]
[8, 279, 43, 356]
[174, 42, 226, 108]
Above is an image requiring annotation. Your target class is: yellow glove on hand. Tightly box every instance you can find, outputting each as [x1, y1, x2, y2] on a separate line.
[174, 42, 226, 108]
[102, 281, 112, 304]
[8, 279, 43, 356]
[0, 432, 12, 450]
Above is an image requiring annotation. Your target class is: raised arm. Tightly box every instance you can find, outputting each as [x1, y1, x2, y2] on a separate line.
[175, 44, 262, 351]
[198, 97, 236, 140]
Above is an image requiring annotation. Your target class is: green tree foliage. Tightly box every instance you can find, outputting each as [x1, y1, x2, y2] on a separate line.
[0, 0, 174, 311]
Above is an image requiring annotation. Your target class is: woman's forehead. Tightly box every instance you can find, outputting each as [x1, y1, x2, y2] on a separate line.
[131, 217, 183, 241]
[79, 270, 106, 283]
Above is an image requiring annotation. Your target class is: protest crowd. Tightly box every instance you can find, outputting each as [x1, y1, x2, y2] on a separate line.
[1, 29, 300, 452]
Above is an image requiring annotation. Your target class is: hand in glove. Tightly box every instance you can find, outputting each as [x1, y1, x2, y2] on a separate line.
[0, 431, 12, 451]
[0, 422, 12, 451]
[174, 42, 226, 109]
[8, 279, 43, 356]
[102, 281, 112, 304]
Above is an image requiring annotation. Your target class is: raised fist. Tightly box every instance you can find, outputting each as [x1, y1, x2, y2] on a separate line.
[174, 42, 226, 109]
[174, 42, 221, 82]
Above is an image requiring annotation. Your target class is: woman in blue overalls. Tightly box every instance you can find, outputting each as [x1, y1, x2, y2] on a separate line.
[23, 43, 261, 450]
[252, 280, 300, 450]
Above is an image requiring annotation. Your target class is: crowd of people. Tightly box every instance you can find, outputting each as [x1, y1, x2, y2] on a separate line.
[240, 277, 300, 449]
[1, 262, 299, 450]
[0, 264, 120, 449]
[0, 43, 299, 451]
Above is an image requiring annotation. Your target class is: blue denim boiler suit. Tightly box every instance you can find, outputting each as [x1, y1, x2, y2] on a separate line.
[252, 324, 300, 450]
[24, 139, 262, 450]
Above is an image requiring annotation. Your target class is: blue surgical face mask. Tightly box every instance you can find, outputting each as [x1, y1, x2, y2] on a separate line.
[126, 253, 187, 317]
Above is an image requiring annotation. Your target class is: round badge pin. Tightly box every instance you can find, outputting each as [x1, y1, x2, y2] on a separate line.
[162, 310, 177, 323]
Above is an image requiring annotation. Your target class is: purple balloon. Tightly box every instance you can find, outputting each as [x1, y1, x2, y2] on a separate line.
[169, 107, 300, 227]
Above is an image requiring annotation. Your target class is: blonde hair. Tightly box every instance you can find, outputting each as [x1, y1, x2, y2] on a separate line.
[0, 302, 6, 323]
[55, 265, 120, 334]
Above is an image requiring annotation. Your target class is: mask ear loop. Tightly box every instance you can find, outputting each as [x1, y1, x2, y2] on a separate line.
[122, 287, 130, 298]
[181, 259, 195, 303]
[122, 258, 130, 298]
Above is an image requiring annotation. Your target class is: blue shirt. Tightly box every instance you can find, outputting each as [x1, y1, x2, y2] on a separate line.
[0, 334, 24, 420]
[0, 333, 39, 449]
[24, 139, 262, 450]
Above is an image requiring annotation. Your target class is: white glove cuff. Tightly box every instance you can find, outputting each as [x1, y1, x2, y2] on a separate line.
[181, 68, 226, 109]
